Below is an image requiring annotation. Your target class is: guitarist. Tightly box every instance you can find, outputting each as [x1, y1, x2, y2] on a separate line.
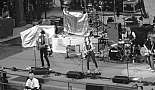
[144, 35, 155, 71]
[83, 36, 99, 73]
[37, 30, 50, 68]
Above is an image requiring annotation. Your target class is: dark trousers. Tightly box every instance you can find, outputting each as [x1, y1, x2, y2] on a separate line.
[147, 55, 154, 70]
[40, 47, 50, 67]
[86, 51, 98, 70]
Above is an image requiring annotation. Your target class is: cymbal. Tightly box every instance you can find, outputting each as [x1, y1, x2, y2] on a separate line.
[103, 38, 109, 40]
[150, 35, 155, 37]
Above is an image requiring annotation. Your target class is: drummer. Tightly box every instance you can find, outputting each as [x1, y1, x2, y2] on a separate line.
[122, 27, 136, 57]
[122, 27, 136, 42]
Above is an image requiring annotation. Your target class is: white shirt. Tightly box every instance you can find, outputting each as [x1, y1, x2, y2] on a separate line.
[37, 34, 50, 49]
[38, 34, 49, 45]
[122, 31, 136, 40]
[25, 78, 39, 90]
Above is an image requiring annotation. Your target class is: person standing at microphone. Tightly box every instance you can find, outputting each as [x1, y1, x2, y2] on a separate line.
[37, 30, 50, 68]
[83, 36, 99, 73]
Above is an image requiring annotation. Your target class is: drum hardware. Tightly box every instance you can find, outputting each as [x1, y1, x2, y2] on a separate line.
[99, 46, 110, 62]
[130, 45, 137, 63]
[109, 39, 134, 62]
[88, 3, 93, 7]
[109, 46, 124, 61]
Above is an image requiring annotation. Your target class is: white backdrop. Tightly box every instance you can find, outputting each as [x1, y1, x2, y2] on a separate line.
[20, 25, 55, 48]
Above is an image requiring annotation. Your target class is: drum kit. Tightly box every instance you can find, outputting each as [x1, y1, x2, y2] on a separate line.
[85, 0, 135, 62]
[108, 39, 133, 62]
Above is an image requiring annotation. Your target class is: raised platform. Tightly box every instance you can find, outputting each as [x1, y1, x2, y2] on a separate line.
[0, 46, 155, 90]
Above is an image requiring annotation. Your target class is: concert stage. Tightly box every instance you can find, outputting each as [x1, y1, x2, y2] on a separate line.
[0, 44, 155, 90]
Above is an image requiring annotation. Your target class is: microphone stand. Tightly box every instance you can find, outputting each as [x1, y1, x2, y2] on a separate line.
[33, 46, 37, 68]
[124, 46, 130, 78]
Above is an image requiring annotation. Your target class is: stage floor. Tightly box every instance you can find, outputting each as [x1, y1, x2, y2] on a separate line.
[1, 47, 155, 89]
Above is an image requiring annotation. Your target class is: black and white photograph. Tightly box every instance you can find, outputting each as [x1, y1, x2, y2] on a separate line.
[0, 0, 155, 90]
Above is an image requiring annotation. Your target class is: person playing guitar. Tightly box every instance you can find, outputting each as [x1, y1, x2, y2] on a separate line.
[142, 34, 155, 71]
[36, 30, 50, 68]
[83, 36, 99, 73]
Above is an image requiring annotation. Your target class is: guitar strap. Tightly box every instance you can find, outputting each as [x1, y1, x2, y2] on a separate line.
[86, 44, 91, 51]
[151, 43, 154, 53]
[41, 35, 45, 45]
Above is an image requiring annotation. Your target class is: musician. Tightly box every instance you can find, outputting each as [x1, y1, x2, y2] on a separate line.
[83, 36, 99, 73]
[122, 27, 136, 42]
[144, 34, 155, 71]
[25, 72, 40, 90]
[37, 30, 50, 68]
[122, 27, 136, 56]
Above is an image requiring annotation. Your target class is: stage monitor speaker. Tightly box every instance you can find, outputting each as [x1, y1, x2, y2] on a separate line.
[86, 85, 103, 90]
[66, 71, 84, 79]
[112, 76, 130, 84]
[30, 67, 50, 75]
[107, 23, 119, 43]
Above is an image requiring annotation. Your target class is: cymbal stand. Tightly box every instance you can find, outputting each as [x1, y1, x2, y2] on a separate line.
[131, 45, 135, 63]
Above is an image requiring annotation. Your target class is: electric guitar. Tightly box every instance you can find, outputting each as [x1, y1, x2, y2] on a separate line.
[140, 46, 153, 56]
[83, 49, 93, 58]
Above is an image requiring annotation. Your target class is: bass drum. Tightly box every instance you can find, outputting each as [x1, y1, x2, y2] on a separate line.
[109, 46, 123, 61]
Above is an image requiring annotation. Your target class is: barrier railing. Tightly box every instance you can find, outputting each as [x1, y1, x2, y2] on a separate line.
[0, 81, 24, 90]
[0, 72, 139, 90]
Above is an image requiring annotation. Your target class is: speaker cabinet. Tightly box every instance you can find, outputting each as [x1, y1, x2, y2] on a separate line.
[86, 85, 103, 90]
[0, 18, 14, 38]
[107, 23, 119, 43]
[86, 83, 137, 90]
